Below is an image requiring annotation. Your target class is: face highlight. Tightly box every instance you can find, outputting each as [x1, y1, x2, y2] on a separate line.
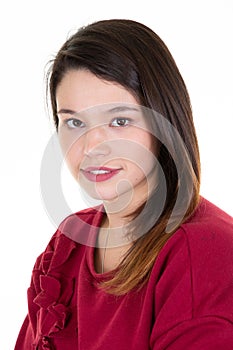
[56, 70, 158, 210]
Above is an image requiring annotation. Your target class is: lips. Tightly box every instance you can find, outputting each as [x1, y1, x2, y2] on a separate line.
[81, 167, 122, 182]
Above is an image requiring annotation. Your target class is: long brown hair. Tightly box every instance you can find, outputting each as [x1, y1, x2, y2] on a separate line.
[47, 19, 201, 295]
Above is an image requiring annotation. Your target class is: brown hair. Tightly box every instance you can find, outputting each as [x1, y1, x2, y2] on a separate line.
[47, 19, 201, 295]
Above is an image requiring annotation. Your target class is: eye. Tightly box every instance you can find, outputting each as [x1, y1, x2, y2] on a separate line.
[65, 118, 85, 129]
[110, 117, 131, 127]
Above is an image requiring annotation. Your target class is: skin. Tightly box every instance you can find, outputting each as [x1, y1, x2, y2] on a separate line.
[56, 69, 158, 272]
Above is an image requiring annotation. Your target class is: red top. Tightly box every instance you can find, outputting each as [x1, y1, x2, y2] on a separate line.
[15, 198, 233, 349]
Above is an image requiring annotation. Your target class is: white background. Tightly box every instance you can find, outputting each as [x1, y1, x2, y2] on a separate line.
[0, 0, 232, 348]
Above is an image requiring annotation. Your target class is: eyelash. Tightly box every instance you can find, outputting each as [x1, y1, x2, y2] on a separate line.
[64, 117, 132, 129]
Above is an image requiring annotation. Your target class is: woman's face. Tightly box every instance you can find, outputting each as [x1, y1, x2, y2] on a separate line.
[56, 69, 157, 210]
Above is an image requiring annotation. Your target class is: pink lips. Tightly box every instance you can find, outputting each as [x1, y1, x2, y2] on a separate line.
[81, 167, 122, 182]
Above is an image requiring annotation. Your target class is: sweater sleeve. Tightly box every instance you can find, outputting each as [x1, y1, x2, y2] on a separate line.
[14, 256, 42, 350]
[151, 316, 233, 349]
[14, 315, 35, 350]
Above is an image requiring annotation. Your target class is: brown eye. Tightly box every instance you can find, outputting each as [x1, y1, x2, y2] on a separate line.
[66, 118, 85, 129]
[111, 118, 130, 127]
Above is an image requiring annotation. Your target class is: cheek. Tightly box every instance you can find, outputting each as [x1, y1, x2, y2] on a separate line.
[132, 130, 157, 159]
[133, 133, 158, 176]
[133, 129, 152, 146]
[59, 133, 83, 172]
[132, 153, 154, 177]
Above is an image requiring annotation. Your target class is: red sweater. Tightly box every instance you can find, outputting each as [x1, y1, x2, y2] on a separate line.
[15, 198, 233, 349]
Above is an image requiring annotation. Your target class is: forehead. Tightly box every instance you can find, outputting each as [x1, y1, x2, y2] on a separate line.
[56, 69, 139, 113]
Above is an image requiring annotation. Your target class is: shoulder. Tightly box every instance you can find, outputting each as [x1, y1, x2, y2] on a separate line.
[181, 198, 233, 315]
[34, 205, 104, 272]
[152, 197, 233, 323]
[60, 205, 104, 228]
[180, 197, 233, 268]
[156, 197, 233, 283]
[159, 197, 233, 262]
[182, 196, 233, 237]
[57, 205, 104, 245]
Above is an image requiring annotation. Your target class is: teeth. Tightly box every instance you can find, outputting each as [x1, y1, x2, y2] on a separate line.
[89, 170, 111, 175]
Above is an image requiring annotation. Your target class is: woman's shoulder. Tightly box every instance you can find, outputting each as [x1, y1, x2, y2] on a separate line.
[180, 197, 233, 258]
[34, 205, 104, 272]
[157, 197, 233, 259]
[180, 196, 233, 278]
[158, 197, 233, 270]
[151, 197, 233, 327]
[57, 204, 104, 246]
[182, 196, 233, 233]
[153, 196, 233, 289]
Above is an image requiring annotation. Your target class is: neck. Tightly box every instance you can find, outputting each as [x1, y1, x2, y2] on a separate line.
[95, 224, 133, 274]
[102, 190, 147, 230]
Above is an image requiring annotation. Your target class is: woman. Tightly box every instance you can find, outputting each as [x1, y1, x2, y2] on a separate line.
[15, 19, 233, 349]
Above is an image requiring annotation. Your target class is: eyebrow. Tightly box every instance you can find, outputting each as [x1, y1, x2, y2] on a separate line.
[106, 106, 140, 113]
[57, 105, 140, 116]
[57, 108, 77, 115]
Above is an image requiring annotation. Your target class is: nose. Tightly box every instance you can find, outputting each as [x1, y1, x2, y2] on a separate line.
[83, 125, 111, 157]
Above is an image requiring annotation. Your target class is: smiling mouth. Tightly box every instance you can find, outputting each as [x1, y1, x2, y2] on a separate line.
[81, 167, 122, 182]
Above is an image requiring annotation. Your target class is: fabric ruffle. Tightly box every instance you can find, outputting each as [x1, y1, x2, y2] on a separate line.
[34, 336, 55, 349]
[32, 233, 77, 348]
